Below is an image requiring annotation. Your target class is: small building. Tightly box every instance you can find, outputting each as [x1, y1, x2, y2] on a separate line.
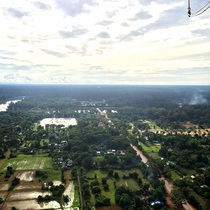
[191, 175, 195, 180]
[107, 149, 116, 154]
[96, 151, 101, 155]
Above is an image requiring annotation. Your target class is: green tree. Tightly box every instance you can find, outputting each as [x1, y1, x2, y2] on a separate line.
[82, 156, 93, 170]
[171, 188, 185, 208]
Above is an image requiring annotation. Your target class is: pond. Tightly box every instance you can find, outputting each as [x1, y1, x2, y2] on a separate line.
[40, 118, 77, 128]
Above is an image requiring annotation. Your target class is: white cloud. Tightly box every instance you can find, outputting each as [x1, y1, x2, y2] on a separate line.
[0, 0, 210, 85]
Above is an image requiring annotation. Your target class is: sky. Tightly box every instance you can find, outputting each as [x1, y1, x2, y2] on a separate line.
[0, 0, 210, 85]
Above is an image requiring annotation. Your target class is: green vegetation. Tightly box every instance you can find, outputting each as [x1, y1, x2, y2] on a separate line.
[139, 142, 160, 153]
[72, 181, 80, 207]
[0, 85, 210, 210]
[170, 170, 181, 180]
[32, 123, 39, 131]
[148, 121, 161, 130]
[86, 168, 149, 206]
[0, 154, 52, 171]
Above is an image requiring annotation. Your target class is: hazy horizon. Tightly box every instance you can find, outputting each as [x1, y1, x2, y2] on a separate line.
[1, 83, 210, 87]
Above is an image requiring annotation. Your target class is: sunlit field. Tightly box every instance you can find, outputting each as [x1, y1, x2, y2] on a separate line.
[0, 154, 52, 171]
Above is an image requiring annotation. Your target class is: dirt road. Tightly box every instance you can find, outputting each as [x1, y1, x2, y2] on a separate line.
[130, 144, 196, 210]
[183, 201, 196, 210]
[130, 144, 148, 164]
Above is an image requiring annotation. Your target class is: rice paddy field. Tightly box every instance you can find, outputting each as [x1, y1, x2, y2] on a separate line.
[0, 150, 78, 210]
[0, 154, 52, 171]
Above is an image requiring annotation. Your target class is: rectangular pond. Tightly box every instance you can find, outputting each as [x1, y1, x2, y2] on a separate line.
[40, 118, 77, 128]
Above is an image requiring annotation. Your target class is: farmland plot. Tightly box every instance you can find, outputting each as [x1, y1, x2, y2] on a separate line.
[15, 182, 41, 190]
[0, 183, 9, 191]
[15, 170, 35, 181]
[63, 181, 75, 209]
[3, 183, 76, 210]
[7, 190, 51, 201]
[0, 191, 7, 200]
[0, 155, 52, 171]
[4, 200, 61, 210]
[3, 189, 61, 209]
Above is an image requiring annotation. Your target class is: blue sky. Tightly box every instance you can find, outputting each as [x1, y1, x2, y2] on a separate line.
[0, 0, 210, 85]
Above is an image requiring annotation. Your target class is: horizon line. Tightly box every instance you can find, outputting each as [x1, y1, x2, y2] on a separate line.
[0, 83, 210, 86]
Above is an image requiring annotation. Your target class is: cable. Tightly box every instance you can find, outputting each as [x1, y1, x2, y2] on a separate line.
[188, 0, 210, 17]
[193, 1, 210, 15]
[193, 5, 210, 16]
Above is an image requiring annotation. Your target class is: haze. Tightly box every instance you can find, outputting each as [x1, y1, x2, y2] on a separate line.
[0, 0, 210, 85]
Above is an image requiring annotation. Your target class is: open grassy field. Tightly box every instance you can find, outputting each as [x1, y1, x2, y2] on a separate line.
[0, 154, 52, 171]
[32, 122, 38, 131]
[87, 170, 107, 179]
[87, 170, 116, 205]
[87, 169, 147, 206]
[103, 179, 116, 205]
[114, 169, 144, 180]
[147, 121, 162, 130]
[116, 178, 139, 190]
[170, 170, 181, 180]
[139, 142, 160, 153]
[46, 169, 61, 181]
[149, 152, 160, 159]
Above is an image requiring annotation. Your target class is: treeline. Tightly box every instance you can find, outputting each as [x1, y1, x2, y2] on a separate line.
[1, 84, 210, 107]
[1, 84, 210, 128]
[5, 99, 210, 129]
